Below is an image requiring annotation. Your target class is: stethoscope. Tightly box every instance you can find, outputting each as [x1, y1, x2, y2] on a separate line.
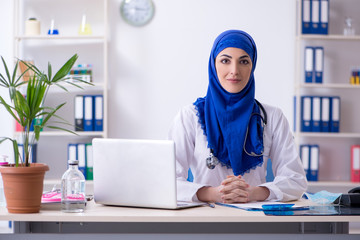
[206, 100, 268, 169]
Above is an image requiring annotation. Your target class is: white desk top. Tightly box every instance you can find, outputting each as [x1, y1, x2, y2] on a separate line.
[0, 200, 360, 223]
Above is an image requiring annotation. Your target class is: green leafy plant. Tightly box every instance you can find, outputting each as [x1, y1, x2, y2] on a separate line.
[0, 54, 89, 167]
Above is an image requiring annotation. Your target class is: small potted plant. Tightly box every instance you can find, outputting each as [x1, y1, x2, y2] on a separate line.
[0, 54, 86, 213]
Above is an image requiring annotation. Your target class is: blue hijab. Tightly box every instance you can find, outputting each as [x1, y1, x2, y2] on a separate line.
[194, 30, 264, 176]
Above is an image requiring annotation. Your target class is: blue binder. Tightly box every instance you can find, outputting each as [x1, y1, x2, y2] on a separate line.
[83, 95, 94, 131]
[319, 0, 329, 34]
[17, 144, 37, 163]
[304, 47, 314, 83]
[311, 0, 320, 34]
[93, 95, 103, 131]
[301, 96, 312, 132]
[312, 96, 321, 132]
[300, 145, 310, 180]
[302, 0, 312, 34]
[309, 145, 319, 181]
[314, 47, 324, 83]
[320, 96, 330, 132]
[77, 143, 87, 179]
[330, 96, 340, 132]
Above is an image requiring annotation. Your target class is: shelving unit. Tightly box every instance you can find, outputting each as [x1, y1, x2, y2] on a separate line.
[12, 0, 108, 181]
[295, 0, 360, 193]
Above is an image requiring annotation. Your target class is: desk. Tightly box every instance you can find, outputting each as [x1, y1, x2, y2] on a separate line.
[0, 200, 360, 240]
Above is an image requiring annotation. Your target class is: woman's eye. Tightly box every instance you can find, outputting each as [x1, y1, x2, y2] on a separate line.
[220, 59, 230, 64]
[240, 59, 249, 65]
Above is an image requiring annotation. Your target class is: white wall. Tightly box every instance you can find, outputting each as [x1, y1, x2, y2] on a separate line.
[108, 0, 296, 139]
[0, 0, 14, 158]
[0, 0, 295, 145]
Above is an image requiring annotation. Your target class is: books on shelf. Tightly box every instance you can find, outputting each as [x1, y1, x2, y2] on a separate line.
[67, 142, 93, 180]
[300, 96, 340, 133]
[300, 144, 319, 181]
[74, 94, 103, 132]
[67, 64, 93, 83]
[350, 68, 360, 85]
[301, 0, 329, 35]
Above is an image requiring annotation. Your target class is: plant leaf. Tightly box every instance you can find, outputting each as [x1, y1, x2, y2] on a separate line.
[51, 54, 78, 83]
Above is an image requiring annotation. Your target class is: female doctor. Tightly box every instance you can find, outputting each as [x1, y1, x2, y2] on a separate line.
[168, 30, 307, 203]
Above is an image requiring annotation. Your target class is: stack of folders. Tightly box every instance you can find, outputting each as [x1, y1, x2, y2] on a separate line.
[302, 0, 329, 35]
[17, 144, 37, 164]
[304, 46, 324, 83]
[350, 68, 360, 85]
[67, 143, 93, 180]
[301, 96, 340, 132]
[300, 144, 319, 181]
[74, 95, 103, 132]
[351, 145, 360, 182]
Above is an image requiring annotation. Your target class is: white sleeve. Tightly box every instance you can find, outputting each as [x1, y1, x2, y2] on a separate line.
[168, 107, 206, 202]
[259, 108, 308, 201]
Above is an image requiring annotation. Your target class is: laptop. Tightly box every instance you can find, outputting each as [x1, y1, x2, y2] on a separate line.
[92, 138, 205, 209]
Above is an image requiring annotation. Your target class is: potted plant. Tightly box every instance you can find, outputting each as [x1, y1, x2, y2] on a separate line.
[0, 54, 86, 213]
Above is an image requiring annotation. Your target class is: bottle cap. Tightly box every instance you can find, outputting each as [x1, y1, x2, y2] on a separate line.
[68, 159, 79, 165]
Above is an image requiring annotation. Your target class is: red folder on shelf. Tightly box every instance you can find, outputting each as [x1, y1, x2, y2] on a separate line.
[351, 145, 360, 182]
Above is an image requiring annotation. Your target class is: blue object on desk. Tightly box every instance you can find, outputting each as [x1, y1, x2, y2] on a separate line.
[262, 204, 295, 210]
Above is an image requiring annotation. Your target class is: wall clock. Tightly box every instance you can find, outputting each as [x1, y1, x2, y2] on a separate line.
[120, 0, 155, 27]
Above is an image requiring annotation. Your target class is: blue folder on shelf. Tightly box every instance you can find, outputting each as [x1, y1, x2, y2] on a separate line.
[319, 0, 329, 34]
[309, 145, 319, 181]
[314, 47, 324, 83]
[93, 95, 103, 131]
[320, 96, 330, 132]
[330, 96, 340, 133]
[83, 95, 94, 131]
[77, 143, 87, 179]
[302, 0, 312, 34]
[17, 143, 37, 163]
[311, 0, 320, 34]
[312, 96, 321, 132]
[300, 145, 310, 180]
[301, 96, 312, 132]
[304, 47, 314, 83]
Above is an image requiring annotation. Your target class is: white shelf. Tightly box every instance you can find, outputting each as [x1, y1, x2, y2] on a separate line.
[297, 34, 360, 41]
[14, 35, 106, 40]
[308, 181, 359, 188]
[47, 82, 105, 93]
[15, 131, 105, 137]
[295, 132, 360, 138]
[297, 83, 360, 89]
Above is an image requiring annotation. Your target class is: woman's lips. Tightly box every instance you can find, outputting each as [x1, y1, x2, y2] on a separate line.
[227, 78, 241, 83]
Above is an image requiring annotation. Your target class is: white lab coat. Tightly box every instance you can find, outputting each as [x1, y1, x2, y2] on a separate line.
[168, 103, 308, 202]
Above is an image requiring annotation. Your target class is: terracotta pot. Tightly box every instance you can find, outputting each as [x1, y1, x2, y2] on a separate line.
[0, 163, 49, 213]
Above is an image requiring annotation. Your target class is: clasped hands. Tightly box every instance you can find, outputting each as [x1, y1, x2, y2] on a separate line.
[197, 175, 270, 203]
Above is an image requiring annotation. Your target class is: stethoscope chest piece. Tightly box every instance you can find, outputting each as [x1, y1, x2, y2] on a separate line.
[206, 149, 219, 169]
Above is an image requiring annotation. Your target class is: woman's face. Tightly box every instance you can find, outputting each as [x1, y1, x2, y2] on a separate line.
[215, 47, 252, 94]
